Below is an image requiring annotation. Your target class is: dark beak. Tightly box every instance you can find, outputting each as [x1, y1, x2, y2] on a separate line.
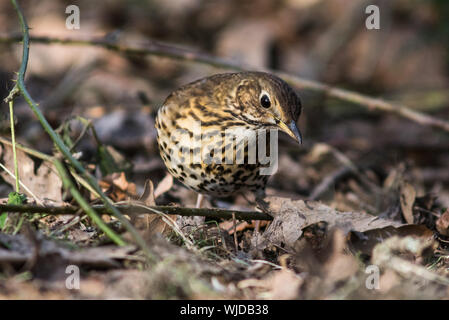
[288, 120, 302, 144]
[278, 120, 303, 144]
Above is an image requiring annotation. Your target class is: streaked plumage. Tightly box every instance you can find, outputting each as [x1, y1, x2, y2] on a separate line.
[155, 71, 302, 198]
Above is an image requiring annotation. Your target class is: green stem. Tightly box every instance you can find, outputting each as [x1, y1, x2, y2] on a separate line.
[0, 137, 126, 245]
[8, 100, 20, 192]
[52, 159, 127, 246]
[8, 0, 154, 260]
[12, 216, 25, 235]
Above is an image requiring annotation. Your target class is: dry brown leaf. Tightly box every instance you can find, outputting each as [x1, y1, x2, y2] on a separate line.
[238, 269, 303, 299]
[0, 233, 137, 269]
[378, 269, 400, 294]
[219, 220, 270, 234]
[139, 179, 156, 205]
[294, 229, 359, 292]
[112, 172, 137, 196]
[252, 197, 403, 251]
[67, 228, 96, 243]
[132, 179, 176, 237]
[99, 172, 137, 201]
[0, 143, 62, 202]
[436, 209, 449, 236]
[349, 224, 434, 256]
[320, 229, 359, 284]
[154, 174, 173, 199]
[258, 269, 303, 300]
[400, 182, 416, 224]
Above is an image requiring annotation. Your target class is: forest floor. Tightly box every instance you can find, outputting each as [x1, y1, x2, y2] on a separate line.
[1, 0, 449, 299]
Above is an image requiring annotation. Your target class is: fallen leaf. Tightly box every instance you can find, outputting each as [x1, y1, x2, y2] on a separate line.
[154, 174, 173, 199]
[320, 229, 359, 284]
[139, 179, 156, 205]
[112, 172, 136, 195]
[349, 224, 434, 256]
[238, 269, 303, 299]
[294, 229, 359, 294]
[131, 179, 176, 237]
[0, 233, 137, 270]
[436, 209, 449, 236]
[0, 143, 62, 202]
[219, 220, 270, 234]
[99, 172, 137, 201]
[400, 182, 416, 224]
[252, 197, 403, 251]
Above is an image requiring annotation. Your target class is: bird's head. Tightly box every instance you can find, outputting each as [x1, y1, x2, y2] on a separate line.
[233, 72, 303, 144]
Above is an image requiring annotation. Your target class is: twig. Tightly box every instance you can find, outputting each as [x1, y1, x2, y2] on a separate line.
[0, 163, 41, 204]
[49, 214, 84, 236]
[0, 34, 448, 133]
[372, 236, 449, 286]
[124, 202, 196, 250]
[309, 166, 352, 200]
[0, 136, 261, 223]
[308, 143, 384, 201]
[7, 100, 20, 192]
[0, 203, 273, 221]
[66, 117, 93, 152]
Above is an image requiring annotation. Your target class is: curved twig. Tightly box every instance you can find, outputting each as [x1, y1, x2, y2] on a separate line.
[1, 33, 448, 133]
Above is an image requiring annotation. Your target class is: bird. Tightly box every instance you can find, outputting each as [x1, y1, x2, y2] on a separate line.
[154, 71, 302, 209]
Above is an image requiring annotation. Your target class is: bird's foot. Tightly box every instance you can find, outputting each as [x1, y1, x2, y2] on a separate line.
[255, 193, 274, 217]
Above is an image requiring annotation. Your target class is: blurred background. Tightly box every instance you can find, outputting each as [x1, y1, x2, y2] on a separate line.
[0, 0, 448, 216]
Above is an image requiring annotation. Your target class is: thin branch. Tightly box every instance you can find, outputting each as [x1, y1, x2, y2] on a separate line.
[0, 203, 273, 221]
[1, 33, 448, 133]
[0, 162, 41, 204]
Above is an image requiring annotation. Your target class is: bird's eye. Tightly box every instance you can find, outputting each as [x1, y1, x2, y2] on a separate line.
[260, 93, 271, 108]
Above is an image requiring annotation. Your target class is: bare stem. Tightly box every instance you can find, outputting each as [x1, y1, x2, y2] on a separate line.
[0, 203, 272, 221]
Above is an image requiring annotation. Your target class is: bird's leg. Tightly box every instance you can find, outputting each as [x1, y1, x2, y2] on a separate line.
[195, 193, 204, 209]
[242, 192, 256, 206]
[232, 213, 239, 252]
[242, 190, 274, 231]
[254, 189, 272, 216]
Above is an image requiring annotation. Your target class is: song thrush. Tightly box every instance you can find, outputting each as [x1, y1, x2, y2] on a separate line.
[155, 72, 302, 206]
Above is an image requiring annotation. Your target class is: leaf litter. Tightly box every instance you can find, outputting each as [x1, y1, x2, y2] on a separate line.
[1, 113, 449, 300]
[1, 0, 449, 299]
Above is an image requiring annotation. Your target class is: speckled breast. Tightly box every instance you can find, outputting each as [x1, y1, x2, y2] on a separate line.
[155, 105, 273, 197]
